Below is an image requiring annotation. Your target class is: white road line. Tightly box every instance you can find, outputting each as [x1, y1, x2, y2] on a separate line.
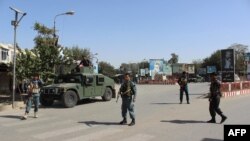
[64, 128, 123, 141]
[119, 134, 155, 141]
[33, 124, 97, 139]
[2, 117, 56, 127]
[17, 119, 74, 133]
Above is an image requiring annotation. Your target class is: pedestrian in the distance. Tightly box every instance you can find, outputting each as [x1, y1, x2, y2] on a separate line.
[178, 71, 190, 104]
[207, 72, 227, 124]
[21, 74, 43, 120]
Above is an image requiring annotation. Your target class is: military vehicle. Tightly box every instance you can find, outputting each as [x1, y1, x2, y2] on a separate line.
[40, 67, 116, 108]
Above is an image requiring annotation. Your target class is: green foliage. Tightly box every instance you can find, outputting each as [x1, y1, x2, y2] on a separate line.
[228, 43, 248, 74]
[16, 49, 38, 81]
[168, 53, 179, 64]
[120, 63, 139, 75]
[200, 43, 248, 74]
[63, 46, 92, 61]
[32, 23, 60, 82]
[98, 61, 116, 77]
[201, 50, 221, 71]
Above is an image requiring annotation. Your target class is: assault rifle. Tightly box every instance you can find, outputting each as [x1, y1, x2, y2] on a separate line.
[116, 89, 131, 103]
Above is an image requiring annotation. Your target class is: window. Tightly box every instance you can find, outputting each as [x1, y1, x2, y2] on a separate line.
[97, 76, 104, 85]
[85, 76, 94, 85]
[1, 48, 8, 61]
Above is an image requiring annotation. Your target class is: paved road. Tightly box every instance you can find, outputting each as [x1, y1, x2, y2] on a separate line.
[0, 83, 250, 141]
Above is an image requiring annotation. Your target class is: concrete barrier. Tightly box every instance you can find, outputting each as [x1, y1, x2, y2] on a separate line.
[138, 79, 177, 85]
[221, 81, 250, 98]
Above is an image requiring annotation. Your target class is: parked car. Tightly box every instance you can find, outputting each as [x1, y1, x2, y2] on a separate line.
[188, 74, 205, 83]
[217, 73, 240, 82]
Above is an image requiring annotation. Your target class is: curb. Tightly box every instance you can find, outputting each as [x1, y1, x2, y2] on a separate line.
[0, 102, 25, 112]
[222, 89, 250, 98]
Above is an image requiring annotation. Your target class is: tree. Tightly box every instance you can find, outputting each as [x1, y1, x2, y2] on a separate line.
[168, 53, 179, 64]
[32, 22, 62, 82]
[61, 46, 93, 74]
[138, 60, 149, 69]
[98, 61, 116, 77]
[228, 43, 248, 75]
[192, 59, 203, 74]
[119, 63, 139, 75]
[201, 50, 221, 71]
[63, 46, 92, 61]
[16, 49, 38, 80]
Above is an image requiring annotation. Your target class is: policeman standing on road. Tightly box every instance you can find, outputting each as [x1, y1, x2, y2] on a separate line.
[207, 72, 227, 124]
[118, 73, 137, 126]
[178, 71, 190, 104]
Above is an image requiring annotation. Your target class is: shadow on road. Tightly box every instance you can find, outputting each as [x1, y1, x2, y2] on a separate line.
[151, 102, 180, 105]
[201, 138, 222, 141]
[78, 121, 120, 126]
[189, 93, 206, 95]
[0, 115, 22, 119]
[40, 99, 104, 109]
[77, 99, 104, 105]
[161, 119, 206, 124]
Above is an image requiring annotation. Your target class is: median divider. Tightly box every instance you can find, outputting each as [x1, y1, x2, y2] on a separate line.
[138, 79, 177, 85]
[221, 81, 250, 98]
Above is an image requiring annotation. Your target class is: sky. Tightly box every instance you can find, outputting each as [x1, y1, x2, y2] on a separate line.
[1, 0, 250, 68]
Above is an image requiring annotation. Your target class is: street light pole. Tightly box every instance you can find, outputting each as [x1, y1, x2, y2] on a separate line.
[53, 11, 75, 45]
[10, 7, 26, 109]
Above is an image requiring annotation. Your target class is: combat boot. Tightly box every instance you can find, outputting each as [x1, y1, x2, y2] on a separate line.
[119, 118, 127, 125]
[220, 115, 227, 124]
[128, 119, 135, 126]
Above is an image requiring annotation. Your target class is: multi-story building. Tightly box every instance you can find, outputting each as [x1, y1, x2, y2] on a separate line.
[0, 43, 15, 94]
[0, 43, 14, 65]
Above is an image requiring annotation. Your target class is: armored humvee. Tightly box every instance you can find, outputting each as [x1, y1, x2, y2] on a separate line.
[40, 67, 116, 108]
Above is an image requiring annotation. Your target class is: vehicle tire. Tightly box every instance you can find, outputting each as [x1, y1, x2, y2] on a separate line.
[62, 90, 78, 108]
[102, 87, 112, 101]
[40, 95, 54, 106]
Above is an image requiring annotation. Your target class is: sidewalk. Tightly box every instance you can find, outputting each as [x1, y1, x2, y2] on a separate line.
[0, 101, 25, 112]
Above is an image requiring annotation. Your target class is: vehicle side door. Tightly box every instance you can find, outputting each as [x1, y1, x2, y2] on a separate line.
[83, 75, 95, 97]
[94, 75, 105, 96]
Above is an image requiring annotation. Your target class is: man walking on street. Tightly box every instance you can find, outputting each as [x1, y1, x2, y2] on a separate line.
[178, 71, 190, 104]
[22, 74, 43, 120]
[118, 73, 137, 126]
[207, 72, 227, 124]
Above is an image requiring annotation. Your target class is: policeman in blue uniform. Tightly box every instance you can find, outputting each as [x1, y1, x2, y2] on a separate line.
[207, 72, 227, 124]
[178, 71, 190, 104]
[118, 73, 137, 126]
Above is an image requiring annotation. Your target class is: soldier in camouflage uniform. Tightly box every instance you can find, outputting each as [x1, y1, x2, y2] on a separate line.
[207, 72, 227, 124]
[118, 73, 137, 126]
[178, 71, 190, 104]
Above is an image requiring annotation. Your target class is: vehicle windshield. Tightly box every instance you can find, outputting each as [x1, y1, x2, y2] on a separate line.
[54, 74, 82, 84]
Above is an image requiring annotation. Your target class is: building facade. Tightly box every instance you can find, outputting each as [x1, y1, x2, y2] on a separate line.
[0, 43, 14, 94]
